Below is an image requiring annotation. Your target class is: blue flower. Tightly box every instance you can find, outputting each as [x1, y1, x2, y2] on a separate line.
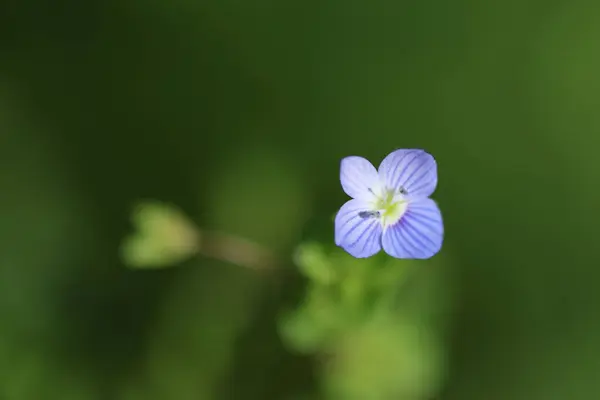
[335, 149, 443, 259]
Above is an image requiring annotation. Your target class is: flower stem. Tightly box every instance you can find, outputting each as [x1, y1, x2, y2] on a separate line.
[197, 229, 280, 272]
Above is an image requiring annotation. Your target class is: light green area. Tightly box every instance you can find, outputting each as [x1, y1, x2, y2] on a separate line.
[121, 200, 200, 269]
[281, 244, 450, 400]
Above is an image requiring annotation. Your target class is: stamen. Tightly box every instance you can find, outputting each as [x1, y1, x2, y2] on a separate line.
[370, 187, 386, 199]
[359, 210, 381, 219]
[398, 186, 408, 195]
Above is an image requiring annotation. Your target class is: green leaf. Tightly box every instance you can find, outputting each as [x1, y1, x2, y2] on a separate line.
[279, 285, 346, 353]
[120, 200, 200, 268]
[325, 316, 445, 400]
[293, 242, 337, 285]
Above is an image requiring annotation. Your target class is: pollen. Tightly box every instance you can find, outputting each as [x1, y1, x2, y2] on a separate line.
[372, 187, 408, 227]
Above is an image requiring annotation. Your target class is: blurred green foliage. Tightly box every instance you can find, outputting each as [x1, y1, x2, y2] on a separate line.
[1, 0, 600, 399]
[121, 200, 200, 268]
[281, 243, 452, 399]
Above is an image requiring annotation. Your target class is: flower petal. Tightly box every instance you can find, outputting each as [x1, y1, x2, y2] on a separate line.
[381, 198, 443, 259]
[340, 156, 380, 201]
[378, 149, 438, 199]
[335, 199, 382, 258]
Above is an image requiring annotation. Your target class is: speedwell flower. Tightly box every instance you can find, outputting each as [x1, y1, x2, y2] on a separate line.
[335, 149, 443, 259]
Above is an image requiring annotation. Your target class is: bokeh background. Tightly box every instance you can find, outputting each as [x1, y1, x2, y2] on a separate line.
[2, 0, 600, 399]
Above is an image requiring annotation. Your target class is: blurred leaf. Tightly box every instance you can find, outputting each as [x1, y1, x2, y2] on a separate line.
[279, 285, 346, 354]
[121, 200, 200, 269]
[325, 316, 444, 400]
[294, 242, 337, 285]
[282, 240, 453, 399]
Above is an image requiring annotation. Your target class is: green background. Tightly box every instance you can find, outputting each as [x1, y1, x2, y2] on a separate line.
[2, 0, 600, 399]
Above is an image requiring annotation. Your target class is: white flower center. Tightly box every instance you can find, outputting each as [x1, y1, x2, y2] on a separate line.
[367, 186, 408, 228]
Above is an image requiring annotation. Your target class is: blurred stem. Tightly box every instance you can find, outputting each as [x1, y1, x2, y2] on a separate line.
[197, 229, 280, 272]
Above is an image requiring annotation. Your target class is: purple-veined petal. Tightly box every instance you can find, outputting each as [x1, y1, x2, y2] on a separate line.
[335, 199, 382, 258]
[381, 198, 443, 259]
[378, 149, 438, 199]
[340, 156, 380, 201]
